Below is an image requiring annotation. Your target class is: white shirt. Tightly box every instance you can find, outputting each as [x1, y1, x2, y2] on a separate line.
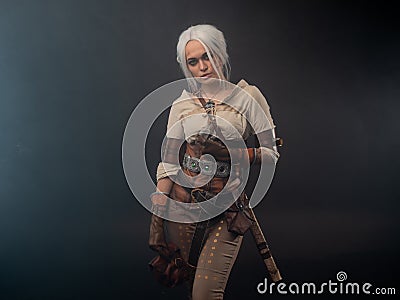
[156, 79, 278, 181]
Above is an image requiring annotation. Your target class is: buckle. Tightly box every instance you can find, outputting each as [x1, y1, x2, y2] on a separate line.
[174, 257, 185, 268]
[183, 154, 231, 178]
[199, 160, 216, 176]
[216, 161, 230, 177]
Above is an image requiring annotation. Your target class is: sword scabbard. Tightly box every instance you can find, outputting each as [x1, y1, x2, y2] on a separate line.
[248, 207, 282, 282]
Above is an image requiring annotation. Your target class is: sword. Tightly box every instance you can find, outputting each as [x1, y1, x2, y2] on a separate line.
[247, 136, 283, 282]
[247, 206, 282, 282]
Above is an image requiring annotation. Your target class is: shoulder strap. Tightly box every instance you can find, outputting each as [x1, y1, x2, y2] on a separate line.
[197, 96, 207, 108]
[186, 98, 228, 270]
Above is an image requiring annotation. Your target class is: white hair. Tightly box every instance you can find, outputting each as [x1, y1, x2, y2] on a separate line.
[176, 24, 231, 92]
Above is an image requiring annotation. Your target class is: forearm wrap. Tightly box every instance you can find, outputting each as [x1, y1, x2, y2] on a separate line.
[161, 137, 186, 165]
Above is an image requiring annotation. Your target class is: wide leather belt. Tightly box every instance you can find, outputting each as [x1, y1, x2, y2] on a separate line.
[183, 154, 230, 178]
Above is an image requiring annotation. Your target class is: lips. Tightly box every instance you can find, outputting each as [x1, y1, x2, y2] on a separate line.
[201, 73, 212, 78]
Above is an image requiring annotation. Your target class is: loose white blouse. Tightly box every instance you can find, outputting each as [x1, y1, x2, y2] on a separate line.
[156, 79, 279, 181]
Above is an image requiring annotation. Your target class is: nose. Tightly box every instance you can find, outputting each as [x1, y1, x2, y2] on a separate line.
[199, 59, 208, 71]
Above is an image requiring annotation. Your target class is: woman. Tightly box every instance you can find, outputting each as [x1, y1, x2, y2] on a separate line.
[149, 24, 280, 299]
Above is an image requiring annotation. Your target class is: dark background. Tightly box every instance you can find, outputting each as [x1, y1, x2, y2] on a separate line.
[0, 0, 399, 299]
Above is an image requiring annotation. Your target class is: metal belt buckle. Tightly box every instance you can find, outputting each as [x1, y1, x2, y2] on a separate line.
[183, 154, 230, 178]
[199, 159, 216, 176]
[215, 161, 230, 177]
[184, 155, 200, 173]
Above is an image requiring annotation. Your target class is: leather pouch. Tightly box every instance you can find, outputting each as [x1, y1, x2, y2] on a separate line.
[225, 193, 254, 235]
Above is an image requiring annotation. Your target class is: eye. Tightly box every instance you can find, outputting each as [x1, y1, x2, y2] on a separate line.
[201, 53, 209, 60]
[187, 58, 198, 66]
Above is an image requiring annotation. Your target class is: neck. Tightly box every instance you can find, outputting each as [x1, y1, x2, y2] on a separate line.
[200, 78, 235, 102]
[200, 78, 225, 98]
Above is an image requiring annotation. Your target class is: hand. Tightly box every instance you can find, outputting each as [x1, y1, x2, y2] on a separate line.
[223, 176, 241, 193]
[202, 139, 229, 161]
[223, 163, 247, 202]
[203, 142, 255, 163]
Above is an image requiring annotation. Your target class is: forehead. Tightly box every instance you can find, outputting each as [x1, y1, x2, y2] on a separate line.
[185, 40, 206, 59]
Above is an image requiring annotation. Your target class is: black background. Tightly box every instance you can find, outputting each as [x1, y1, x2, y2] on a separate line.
[0, 0, 399, 299]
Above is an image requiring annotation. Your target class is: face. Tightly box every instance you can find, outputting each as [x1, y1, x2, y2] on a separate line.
[185, 40, 223, 80]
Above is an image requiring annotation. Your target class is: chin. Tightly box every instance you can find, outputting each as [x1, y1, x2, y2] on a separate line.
[193, 76, 212, 84]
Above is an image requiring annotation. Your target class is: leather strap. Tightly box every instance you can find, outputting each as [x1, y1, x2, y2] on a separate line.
[188, 220, 208, 268]
[198, 97, 227, 144]
[186, 98, 225, 269]
[187, 190, 211, 268]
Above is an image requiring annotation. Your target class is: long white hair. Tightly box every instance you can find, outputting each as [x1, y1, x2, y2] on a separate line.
[176, 24, 231, 93]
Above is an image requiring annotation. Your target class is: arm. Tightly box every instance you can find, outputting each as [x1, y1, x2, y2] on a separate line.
[245, 129, 280, 165]
[149, 100, 185, 252]
[154, 99, 185, 184]
[151, 177, 174, 206]
[243, 84, 280, 165]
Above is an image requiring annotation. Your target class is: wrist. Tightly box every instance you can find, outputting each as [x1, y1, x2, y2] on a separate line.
[151, 191, 169, 206]
[151, 191, 170, 197]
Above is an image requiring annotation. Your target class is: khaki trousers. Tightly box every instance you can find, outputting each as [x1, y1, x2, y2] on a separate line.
[166, 215, 243, 300]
